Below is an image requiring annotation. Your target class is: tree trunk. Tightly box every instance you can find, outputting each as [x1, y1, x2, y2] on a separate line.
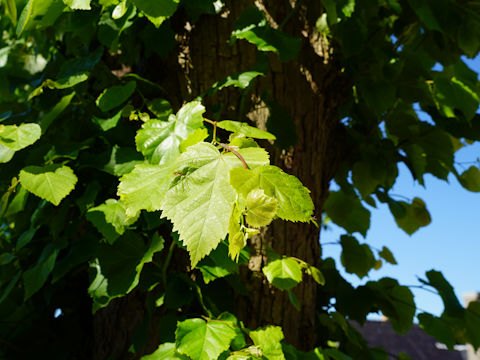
[93, 0, 350, 356]
[174, 0, 349, 350]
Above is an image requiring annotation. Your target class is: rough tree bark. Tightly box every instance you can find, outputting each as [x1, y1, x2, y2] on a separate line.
[93, 0, 350, 356]
[177, 0, 350, 349]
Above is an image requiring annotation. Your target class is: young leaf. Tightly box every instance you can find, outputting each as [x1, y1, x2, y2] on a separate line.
[175, 318, 237, 360]
[19, 164, 78, 206]
[160, 143, 269, 266]
[96, 81, 136, 112]
[217, 120, 276, 140]
[230, 165, 313, 222]
[117, 163, 174, 218]
[136, 101, 205, 165]
[249, 326, 285, 360]
[228, 202, 245, 261]
[245, 189, 278, 228]
[306, 266, 326, 285]
[86, 199, 139, 244]
[263, 257, 302, 290]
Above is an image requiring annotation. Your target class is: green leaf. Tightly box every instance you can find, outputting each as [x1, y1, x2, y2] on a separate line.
[217, 121, 276, 140]
[228, 202, 245, 262]
[306, 266, 326, 285]
[44, 73, 89, 89]
[117, 163, 174, 218]
[63, 0, 91, 10]
[458, 166, 480, 192]
[5, 0, 17, 26]
[179, 128, 209, 152]
[16, 0, 35, 35]
[230, 165, 313, 222]
[245, 189, 278, 228]
[96, 81, 136, 112]
[197, 241, 241, 283]
[161, 142, 269, 266]
[40, 92, 75, 132]
[425, 270, 463, 317]
[263, 257, 302, 290]
[19, 164, 78, 206]
[324, 191, 370, 236]
[133, 0, 179, 18]
[0, 123, 41, 163]
[418, 313, 456, 350]
[378, 246, 397, 265]
[147, 98, 173, 119]
[141, 342, 189, 360]
[92, 109, 123, 131]
[88, 232, 164, 311]
[249, 326, 285, 360]
[136, 101, 206, 165]
[231, 8, 301, 62]
[23, 244, 58, 299]
[367, 278, 415, 334]
[340, 235, 376, 278]
[466, 301, 480, 349]
[389, 197, 431, 235]
[175, 318, 237, 360]
[87, 199, 139, 244]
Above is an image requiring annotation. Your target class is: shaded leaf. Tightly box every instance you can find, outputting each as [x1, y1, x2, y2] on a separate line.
[340, 235, 376, 278]
[23, 244, 58, 299]
[324, 191, 370, 236]
[96, 81, 136, 112]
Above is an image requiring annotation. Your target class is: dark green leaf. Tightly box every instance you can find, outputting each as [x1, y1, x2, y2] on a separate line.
[340, 235, 376, 278]
[325, 191, 371, 236]
[96, 81, 136, 112]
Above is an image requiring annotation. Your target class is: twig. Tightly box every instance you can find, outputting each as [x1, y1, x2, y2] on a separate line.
[218, 143, 249, 169]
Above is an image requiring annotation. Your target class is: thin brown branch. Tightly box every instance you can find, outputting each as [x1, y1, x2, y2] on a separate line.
[218, 143, 249, 169]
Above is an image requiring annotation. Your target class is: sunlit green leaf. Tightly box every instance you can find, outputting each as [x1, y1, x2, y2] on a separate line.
[175, 317, 237, 360]
[161, 142, 269, 266]
[217, 120, 276, 140]
[230, 165, 313, 222]
[263, 257, 302, 290]
[19, 164, 78, 206]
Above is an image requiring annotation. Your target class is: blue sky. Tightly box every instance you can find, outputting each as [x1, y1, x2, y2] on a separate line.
[321, 56, 480, 318]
